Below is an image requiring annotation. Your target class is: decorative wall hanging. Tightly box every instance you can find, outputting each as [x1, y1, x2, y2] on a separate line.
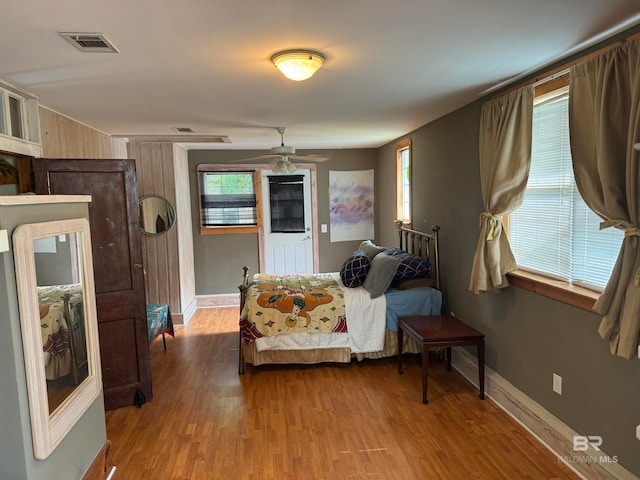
[329, 169, 374, 242]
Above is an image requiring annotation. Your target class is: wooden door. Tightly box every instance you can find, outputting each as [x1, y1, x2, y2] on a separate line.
[33, 158, 152, 410]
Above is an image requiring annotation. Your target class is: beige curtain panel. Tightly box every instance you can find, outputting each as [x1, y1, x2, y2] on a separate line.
[569, 38, 640, 359]
[469, 86, 533, 294]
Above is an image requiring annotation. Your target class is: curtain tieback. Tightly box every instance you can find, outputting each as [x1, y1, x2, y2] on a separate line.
[599, 219, 640, 237]
[600, 220, 640, 286]
[480, 212, 502, 240]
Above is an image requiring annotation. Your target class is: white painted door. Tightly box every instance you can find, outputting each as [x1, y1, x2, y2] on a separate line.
[262, 168, 314, 274]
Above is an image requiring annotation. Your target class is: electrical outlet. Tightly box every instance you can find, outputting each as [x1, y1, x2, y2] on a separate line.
[553, 373, 562, 395]
[450, 311, 455, 317]
[636, 425, 640, 441]
[321, 224, 328, 233]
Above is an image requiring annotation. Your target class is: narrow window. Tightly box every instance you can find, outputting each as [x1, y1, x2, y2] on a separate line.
[8, 95, 24, 139]
[0, 93, 6, 135]
[395, 138, 412, 224]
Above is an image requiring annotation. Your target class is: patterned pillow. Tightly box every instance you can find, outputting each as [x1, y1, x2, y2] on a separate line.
[340, 250, 371, 287]
[386, 248, 431, 281]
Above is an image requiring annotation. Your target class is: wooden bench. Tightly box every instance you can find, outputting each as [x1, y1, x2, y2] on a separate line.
[398, 314, 485, 404]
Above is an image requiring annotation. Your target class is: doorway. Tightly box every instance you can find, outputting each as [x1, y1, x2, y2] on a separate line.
[261, 168, 317, 274]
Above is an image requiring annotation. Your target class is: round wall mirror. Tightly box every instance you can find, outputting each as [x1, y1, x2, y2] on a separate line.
[138, 194, 176, 235]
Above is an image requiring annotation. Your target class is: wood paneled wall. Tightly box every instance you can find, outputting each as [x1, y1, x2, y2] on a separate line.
[128, 141, 196, 323]
[39, 107, 127, 159]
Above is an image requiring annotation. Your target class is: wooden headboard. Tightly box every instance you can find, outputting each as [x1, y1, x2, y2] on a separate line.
[396, 220, 441, 291]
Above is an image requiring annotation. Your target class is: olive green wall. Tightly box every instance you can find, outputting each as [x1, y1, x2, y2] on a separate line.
[188, 148, 377, 294]
[376, 70, 640, 480]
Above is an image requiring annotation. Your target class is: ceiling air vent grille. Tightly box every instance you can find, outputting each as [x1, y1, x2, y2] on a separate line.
[60, 32, 119, 53]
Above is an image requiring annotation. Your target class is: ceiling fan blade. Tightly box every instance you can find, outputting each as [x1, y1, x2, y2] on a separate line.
[229, 154, 279, 163]
[291, 154, 330, 162]
[232, 128, 330, 167]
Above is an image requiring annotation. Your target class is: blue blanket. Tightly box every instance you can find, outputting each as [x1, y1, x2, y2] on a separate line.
[384, 287, 442, 331]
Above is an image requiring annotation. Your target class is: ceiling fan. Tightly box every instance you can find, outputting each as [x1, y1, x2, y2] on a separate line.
[234, 127, 329, 173]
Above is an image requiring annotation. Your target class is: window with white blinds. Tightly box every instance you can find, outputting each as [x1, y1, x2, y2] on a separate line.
[199, 171, 257, 227]
[508, 90, 623, 292]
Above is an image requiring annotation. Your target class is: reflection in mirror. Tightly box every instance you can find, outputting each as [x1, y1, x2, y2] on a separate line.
[34, 233, 88, 414]
[139, 194, 176, 235]
[13, 218, 101, 460]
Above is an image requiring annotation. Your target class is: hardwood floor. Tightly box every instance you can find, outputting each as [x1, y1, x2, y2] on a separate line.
[105, 307, 579, 480]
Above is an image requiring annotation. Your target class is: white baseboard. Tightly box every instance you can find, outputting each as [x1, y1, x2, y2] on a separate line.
[196, 293, 240, 308]
[179, 297, 198, 325]
[452, 348, 637, 480]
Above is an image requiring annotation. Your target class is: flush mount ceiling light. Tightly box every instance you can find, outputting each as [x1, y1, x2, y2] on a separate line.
[271, 50, 325, 81]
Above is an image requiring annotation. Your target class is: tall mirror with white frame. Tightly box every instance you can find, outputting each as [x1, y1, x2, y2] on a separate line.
[13, 218, 102, 460]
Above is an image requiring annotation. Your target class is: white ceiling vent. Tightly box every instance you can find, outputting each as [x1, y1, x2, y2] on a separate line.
[60, 32, 119, 53]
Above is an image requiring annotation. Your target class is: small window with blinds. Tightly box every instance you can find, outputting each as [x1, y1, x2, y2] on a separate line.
[508, 88, 623, 292]
[199, 171, 258, 230]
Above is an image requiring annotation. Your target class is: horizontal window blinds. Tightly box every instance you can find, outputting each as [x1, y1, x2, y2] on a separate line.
[200, 171, 257, 226]
[509, 93, 623, 291]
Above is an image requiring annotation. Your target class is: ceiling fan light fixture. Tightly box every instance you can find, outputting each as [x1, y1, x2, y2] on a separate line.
[272, 159, 296, 174]
[271, 50, 325, 81]
[272, 160, 287, 174]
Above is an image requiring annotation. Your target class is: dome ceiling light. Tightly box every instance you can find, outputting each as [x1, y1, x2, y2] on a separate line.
[271, 50, 325, 81]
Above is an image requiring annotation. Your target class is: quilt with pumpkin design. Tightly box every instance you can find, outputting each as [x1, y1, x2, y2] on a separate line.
[240, 273, 348, 343]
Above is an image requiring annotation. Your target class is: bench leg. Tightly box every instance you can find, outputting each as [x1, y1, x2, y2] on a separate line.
[478, 339, 485, 400]
[421, 344, 429, 404]
[397, 326, 404, 374]
[446, 346, 452, 371]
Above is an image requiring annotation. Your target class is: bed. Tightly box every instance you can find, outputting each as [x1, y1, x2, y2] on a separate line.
[38, 284, 87, 384]
[238, 223, 442, 373]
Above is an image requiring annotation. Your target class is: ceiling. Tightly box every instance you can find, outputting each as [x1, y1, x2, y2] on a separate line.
[1, 1, 640, 151]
